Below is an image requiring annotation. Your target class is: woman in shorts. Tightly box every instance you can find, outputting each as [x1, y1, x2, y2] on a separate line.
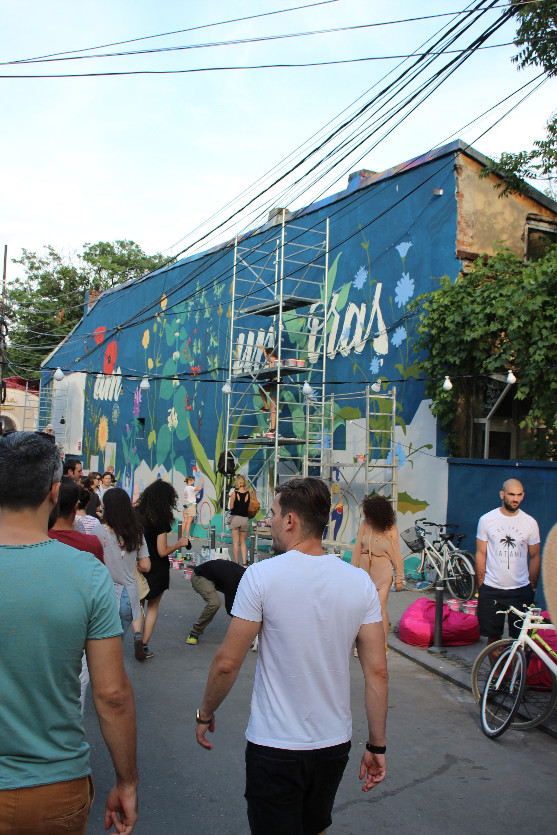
[228, 474, 250, 566]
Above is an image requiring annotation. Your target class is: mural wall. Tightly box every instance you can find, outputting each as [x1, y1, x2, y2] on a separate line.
[45, 149, 463, 545]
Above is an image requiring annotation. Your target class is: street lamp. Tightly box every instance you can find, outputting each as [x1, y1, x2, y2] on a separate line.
[442, 376, 453, 391]
[53, 367, 65, 381]
[222, 380, 232, 395]
[139, 376, 150, 391]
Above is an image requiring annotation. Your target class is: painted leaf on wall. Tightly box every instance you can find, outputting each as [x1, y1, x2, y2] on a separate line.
[147, 429, 157, 449]
[156, 425, 172, 465]
[187, 417, 215, 488]
[174, 455, 186, 476]
[397, 491, 429, 515]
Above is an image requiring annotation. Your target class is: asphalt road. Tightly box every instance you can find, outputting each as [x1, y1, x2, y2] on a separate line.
[84, 564, 557, 834]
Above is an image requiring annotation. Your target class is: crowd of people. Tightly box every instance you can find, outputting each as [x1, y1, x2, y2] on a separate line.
[1, 429, 551, 835]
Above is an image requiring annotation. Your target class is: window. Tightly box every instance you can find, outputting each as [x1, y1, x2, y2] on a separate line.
[525, 217, 557, 261]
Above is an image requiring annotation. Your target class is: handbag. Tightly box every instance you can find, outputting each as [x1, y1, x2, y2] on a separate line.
[247, 489, 260, 519]
[135, 561, 150, 600]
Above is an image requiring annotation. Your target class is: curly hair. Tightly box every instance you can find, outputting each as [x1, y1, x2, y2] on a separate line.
[361, 494, 396, 533]
[135, 479, 179, 527]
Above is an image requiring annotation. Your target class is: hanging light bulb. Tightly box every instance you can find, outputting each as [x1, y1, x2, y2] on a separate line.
[222, 380, 232, 395]
[302, 381, 313, 397]
[371, 380, 381, 393]
[442, 376, 453, 391]
[139, 376, 150, 391]
[506, 369, 516, 384]
[53, 367, 65, 381]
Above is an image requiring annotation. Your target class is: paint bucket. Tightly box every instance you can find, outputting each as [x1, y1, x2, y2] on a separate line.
[446, 599, 462, 612]
[463, 600, 478, 616]
[172, 560, 181, 570]
[184, 567, 193, 580]
[296, 359, 306, 367]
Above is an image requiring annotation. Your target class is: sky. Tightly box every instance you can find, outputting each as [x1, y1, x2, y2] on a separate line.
[1, 0, 555, 279]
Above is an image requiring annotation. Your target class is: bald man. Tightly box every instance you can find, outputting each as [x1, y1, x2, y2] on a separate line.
[476, 479, 541, 651]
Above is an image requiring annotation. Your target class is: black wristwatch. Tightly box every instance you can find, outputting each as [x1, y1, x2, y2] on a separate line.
[196, 709, 215, 725]
[366, 742, 386, 754]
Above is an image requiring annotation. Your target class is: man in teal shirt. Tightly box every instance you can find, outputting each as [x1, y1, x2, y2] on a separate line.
[0, 431, 139, 834]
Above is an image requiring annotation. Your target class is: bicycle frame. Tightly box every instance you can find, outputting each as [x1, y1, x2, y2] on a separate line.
[490, 607, 557, 688]
[416, 525, 470, 584]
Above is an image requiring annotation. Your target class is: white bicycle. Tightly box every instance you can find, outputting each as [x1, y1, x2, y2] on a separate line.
[471, 605, 557, 739]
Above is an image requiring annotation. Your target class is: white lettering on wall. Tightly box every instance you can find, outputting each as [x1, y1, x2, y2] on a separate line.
[93, 367, 123, 401]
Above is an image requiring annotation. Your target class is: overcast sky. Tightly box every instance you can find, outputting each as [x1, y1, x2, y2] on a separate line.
[1, 0, 555, 277]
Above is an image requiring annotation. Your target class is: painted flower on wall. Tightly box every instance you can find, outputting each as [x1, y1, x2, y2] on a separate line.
[97, 415, 109, 451]
[112, 403, 119, 425]
[386, 441, 407, 468]
[394, 273, 415, 307]
[103, 341, 118, 374]
[133, 388, 141, 418]
[369, 357, 381, 375]
[147, 358, 154, 370]
[94, 326, 106, 345]
[391, 326, 407, 348]
[142, 329, 150, 350]
[395, 241, 413, 260]
[161, 293, 167, 311]
[167, 407, 178, 430]
[352, 266, 367, 290]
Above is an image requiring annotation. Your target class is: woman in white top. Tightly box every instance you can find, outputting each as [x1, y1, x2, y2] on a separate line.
[91, 487, 151, 662]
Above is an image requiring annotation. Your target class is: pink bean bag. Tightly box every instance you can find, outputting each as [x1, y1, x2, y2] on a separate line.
[399, 598, 480, 647]
[526, 610, 557, 689]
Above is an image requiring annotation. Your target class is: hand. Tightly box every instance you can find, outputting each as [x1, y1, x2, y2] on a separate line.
[359, 751, 386, 792]
[195, 715, 216, 750]
[104, 784, 138, 834]
[394, 580, 403, 592]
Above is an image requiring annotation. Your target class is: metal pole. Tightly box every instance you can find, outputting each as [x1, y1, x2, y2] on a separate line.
[0, 246, 7, 431]
[223, 236, 238, 537]
[427, 580, 447, 656]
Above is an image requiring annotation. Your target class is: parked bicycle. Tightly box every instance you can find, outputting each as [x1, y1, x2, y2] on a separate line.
[471, 605, 557, 739]
[400, 519, 475, 601]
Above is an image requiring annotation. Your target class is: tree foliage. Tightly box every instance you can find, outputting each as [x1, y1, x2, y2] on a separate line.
[412, 246, 557, 460]
[480, 2, 557, 198]
[6, 240, 165, 378]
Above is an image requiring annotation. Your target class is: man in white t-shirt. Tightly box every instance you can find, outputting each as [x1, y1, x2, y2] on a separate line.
[476, 478, 541, 652]
[195, 477, 388, 835]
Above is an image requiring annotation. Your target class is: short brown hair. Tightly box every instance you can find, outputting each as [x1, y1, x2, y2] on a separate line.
[275, 477, 330, 538]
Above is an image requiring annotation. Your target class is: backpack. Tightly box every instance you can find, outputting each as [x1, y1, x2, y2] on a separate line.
[217, 450, 236, 476]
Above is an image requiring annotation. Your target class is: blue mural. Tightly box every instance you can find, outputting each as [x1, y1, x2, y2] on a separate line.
[45, 145, 464, 528]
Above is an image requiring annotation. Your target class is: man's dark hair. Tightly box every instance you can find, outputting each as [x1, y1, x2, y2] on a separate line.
[63, 458, 81, 476]
[275, 477, 330, 538]
[0, 431, 63, 510]
[58, 477, 81, 517]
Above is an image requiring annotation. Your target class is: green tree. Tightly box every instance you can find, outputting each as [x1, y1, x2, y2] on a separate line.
[412, 246, 557, 460]
[480, 1, 557, 198]
[6, 241, 165, 378]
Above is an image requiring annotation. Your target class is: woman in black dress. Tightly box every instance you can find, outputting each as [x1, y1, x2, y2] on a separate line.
[135, 480, 189, 657]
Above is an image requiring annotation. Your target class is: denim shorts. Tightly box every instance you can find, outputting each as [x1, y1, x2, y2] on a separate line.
[245, 740, 350, 835]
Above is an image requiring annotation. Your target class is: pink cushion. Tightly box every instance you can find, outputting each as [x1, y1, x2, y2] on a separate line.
[399, 598, 480, 647]
[526, 610, 557, 689]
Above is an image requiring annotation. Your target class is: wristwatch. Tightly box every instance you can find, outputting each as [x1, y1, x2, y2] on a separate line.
[196, 709, 215, 725]
[366, 742, 386, 754]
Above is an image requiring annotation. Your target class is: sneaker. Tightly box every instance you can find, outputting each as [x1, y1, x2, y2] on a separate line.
[186, 634, 198, 645]
[142, 644, 154, 659]
[134, 636, 146, 661]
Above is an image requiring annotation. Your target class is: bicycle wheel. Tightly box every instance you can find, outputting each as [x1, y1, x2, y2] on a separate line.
[402, 552, 436, 591]
[480, 646, 526, 738]
[512, 653, 557, 729]
[446, 552, 475, 601]
[471, 638, 514, 703]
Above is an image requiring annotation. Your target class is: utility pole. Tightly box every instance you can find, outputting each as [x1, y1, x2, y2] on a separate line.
[0, 245, 7, 433]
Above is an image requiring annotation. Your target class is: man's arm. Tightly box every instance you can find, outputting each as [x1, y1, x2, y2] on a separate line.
[355, 621, 388, 792]
[196, 616, 261, 750]
[86, 636, 138, 835]
[528, 542, 541, 589]
[475, 538, 487, 587]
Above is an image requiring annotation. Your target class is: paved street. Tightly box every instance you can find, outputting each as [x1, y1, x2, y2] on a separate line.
[84, 563, 557, 834]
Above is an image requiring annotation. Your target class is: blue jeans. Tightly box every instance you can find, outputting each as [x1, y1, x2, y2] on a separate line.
[120, 587, 133, 639]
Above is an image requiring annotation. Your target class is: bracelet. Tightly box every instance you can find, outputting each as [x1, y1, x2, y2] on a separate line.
[196, 709, 215, 725]
[366, 742, 386, 754]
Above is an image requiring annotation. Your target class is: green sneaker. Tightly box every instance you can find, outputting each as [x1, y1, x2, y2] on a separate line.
[186, 634, 198, 645]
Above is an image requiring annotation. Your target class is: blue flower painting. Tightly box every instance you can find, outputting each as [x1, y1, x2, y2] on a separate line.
[391, 326, 406, 348]
[369, 357, 381, 375]
[386, 442, 407, 468]
[352, 266, 367, 290]
[394, 273, 414, 307]
[395, 241, 413, 260]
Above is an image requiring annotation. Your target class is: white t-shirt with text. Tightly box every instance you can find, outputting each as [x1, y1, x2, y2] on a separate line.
[477, 507, 540, 589]
[231, 549, 382, 750]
